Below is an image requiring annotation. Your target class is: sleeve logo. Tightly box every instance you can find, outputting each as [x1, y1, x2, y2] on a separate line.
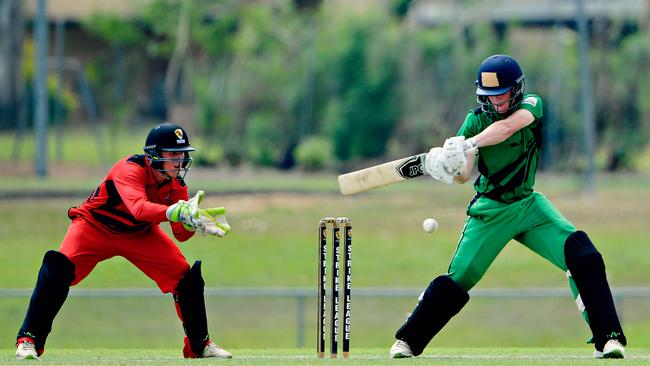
[522, 96, 538, 107]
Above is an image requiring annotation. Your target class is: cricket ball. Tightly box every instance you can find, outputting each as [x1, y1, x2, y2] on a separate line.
[422, 218, 438, 233]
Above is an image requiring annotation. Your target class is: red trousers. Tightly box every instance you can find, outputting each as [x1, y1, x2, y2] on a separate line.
[59, 218, 190, 293]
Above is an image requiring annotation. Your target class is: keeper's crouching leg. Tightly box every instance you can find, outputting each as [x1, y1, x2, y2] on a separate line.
[395, 275, 469, 356]
[565, 231, 626, 350]
[173, 260, 210, 358]
[17, 250, 76, 354]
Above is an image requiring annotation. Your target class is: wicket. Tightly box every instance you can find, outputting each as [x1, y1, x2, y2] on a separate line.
[317, 217, 352, 358]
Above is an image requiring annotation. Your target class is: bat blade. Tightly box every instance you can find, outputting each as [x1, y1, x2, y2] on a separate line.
[337, 153, 426, 195]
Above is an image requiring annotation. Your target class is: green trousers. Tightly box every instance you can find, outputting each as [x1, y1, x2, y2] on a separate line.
[447, 191, 589, 323]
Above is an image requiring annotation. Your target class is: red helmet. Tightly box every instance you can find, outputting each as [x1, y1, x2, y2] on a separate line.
[143, 123, 195, 179]
[475, 54, 526, 117]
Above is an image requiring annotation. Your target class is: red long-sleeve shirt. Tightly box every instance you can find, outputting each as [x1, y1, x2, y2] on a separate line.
[68, 154, 194, 241]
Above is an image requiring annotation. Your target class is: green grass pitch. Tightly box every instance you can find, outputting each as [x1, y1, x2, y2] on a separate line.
[2, 348, 650, 365]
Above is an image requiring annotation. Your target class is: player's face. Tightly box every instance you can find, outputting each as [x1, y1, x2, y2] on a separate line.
[488, 90, 512, 115]
[160, 151, 185, 178]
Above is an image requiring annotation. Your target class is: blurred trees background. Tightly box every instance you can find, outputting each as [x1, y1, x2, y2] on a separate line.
[3, 0, 650, 172]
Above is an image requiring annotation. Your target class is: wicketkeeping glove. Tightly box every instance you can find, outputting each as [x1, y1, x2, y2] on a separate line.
[166, 199, 201, 231]
[182, 190, 231, 237]
[197, 207, 231, 237]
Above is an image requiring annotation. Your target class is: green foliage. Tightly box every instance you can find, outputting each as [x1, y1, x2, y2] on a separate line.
[397, 27, 453, 152]
[389, 0, 414, 19]
[597, 28, 650, 170]
[245, 111, 288, 167]
[192, 147, 223, 167]
[395, 23, 500, 154]
[20, 41, 79, 128]
[221, 3, 308, 167]
[318, 12, 402, 161]
[137, 1, 183, 57]
[82, 13, 144, 46]
[73, 1, 650, 172]
[294, 136, 332, 171]
[192, 75, 227, 167]
[191, 2, 241, 58]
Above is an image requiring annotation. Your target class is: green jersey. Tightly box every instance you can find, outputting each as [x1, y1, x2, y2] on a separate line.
[457, 93, 543, 203]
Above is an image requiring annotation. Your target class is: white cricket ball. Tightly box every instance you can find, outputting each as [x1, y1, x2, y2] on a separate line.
[422, 218, 438, 233]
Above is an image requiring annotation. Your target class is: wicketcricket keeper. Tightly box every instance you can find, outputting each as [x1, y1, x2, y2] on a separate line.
[15, 123, 233, 360]
[390, 55, 627, 359]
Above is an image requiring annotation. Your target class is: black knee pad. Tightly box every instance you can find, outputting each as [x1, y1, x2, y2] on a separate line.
[176, 260, 205, 294]
[421, 275, 468, 304]
[40, 250, 76, 285]
[565, 231, 600, 266]
[395, 275, 469, 356]
[565, 231, 607, 283]
[564, 231, 626, 349]
[17, 251, 76, 350]
[174, 261, 209, 355]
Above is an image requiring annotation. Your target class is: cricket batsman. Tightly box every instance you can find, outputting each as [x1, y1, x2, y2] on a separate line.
[389, 55, 627, 359]
[15, 123, 233, 360]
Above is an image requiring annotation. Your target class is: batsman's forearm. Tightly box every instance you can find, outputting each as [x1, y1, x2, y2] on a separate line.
[473, 109, 535, 148]
[474, 121, 514, 148]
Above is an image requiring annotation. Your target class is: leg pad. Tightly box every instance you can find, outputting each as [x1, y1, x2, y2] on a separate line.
[395, 275, 469, 356]
[17, 250, 75, 351]
[174, 261, 209, 357]
[565, 231, 626, 350]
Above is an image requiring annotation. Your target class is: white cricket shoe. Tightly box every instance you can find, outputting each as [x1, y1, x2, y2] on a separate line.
[202, 341, 232, 358]
[593, 339, 625, 359]
[16, 339, 39, 360]
[390, 339, 413, 358]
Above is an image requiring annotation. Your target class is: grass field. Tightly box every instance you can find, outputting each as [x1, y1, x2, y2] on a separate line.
[2, 130, 650, 359]
[3, 171, 649, 288]
[2, 171, 649, 353]
[2, 348, 650, 365]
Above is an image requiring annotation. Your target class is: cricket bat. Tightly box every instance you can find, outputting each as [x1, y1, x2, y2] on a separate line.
[337, 153, 427, 195]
